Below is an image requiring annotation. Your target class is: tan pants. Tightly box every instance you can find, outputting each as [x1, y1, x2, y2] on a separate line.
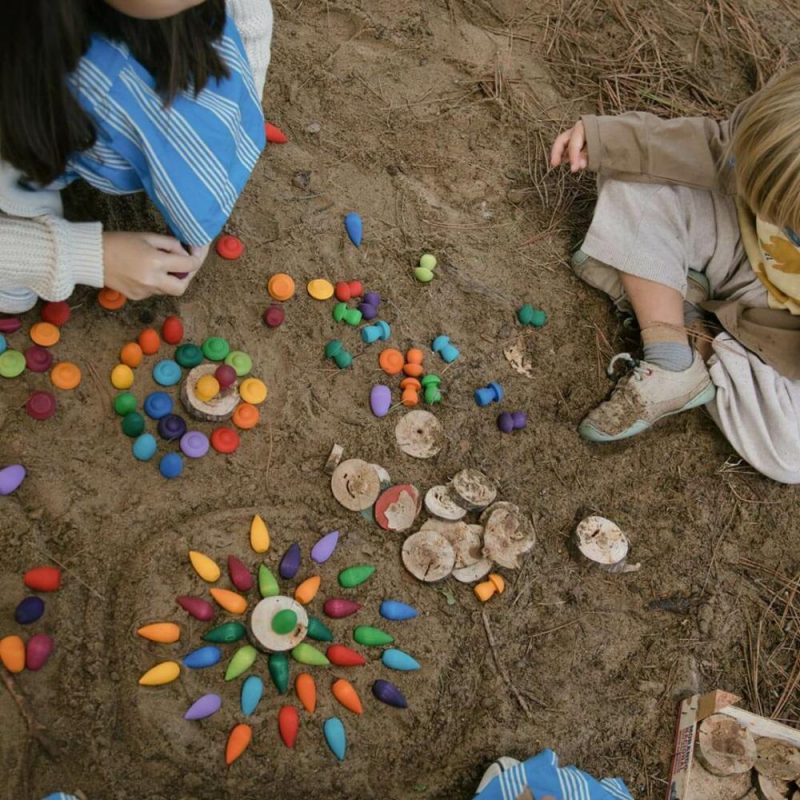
[578, 177, 800, 484]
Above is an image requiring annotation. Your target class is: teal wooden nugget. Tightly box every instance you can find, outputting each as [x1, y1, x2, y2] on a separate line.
[353, 625, 394, 647]
[306, 616, 334, 642]
[203, 621, 246, 643]
[269, 652, 290, 693]
[338, 564, 375, 588]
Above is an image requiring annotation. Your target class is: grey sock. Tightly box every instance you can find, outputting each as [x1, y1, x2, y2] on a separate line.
[643, 341, 694, 372]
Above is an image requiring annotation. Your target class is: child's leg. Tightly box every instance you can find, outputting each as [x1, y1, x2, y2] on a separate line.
[620, 273, 693, 371]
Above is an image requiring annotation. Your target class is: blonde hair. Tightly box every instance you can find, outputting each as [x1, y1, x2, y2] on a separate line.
[732, 64, 800, 232]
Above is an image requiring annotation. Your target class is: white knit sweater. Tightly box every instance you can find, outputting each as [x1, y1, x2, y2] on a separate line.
[0, 0, 273, 313]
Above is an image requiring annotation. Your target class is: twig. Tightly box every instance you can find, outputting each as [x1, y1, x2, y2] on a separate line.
[481, 608, 543, 715]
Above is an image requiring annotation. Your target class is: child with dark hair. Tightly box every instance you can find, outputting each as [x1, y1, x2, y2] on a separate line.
[0, 0, 273, 310]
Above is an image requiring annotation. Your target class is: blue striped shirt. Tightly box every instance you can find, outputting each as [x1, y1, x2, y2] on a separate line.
[57, 16, 265, 245]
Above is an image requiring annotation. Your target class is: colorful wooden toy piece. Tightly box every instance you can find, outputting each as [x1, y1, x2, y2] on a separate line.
[225, 645, 258, 681]
[225, 723, 252, 765]
[184, 693, 222, 720]
[139, 661, 180, 686]
[227, 555, 254, 592]
[311, 530, 339, 563]
[278, 706, 300, 748]
[258, 564, 279, 598]
[250, 514, 270, 553]
[294, 575, 321, 605]
[0, 635, 25, 673]
[241, 675, 264, 716]
[344, 212, 362, 247]
[338, 564, 375, 588]
[137, 622, 181, 643]
[295, 673, 317, 713]
[379, 599, 419, 621]
[324, 717, 347, 761]
[23, 566, 61, 592]
[326, 644, 366, 667]
[332, 678, 363, 715]
[210, 588, 248, 615]
[189, 550, 220, 582]
[177, 595, 214, 621]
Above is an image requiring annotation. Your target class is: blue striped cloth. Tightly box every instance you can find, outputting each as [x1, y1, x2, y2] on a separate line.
[55, 15, 265, 245]
[42, 795, 79, 800]
[475, 750, 632, 800]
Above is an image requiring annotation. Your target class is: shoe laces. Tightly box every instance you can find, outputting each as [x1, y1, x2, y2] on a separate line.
[607, 352, 653, 382]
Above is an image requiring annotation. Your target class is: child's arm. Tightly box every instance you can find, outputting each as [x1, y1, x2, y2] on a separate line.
[227, 0, 273, 99]
[551, 99, 753, 192]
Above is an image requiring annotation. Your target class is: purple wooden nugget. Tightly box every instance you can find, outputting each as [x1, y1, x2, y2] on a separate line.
[227, 555, 254, 592]
[184, 693, 222, 720]
[372, 679, 408, 708]
[0, 317, 21, 334]
[370, 385, 392, 418]
[358, 302, 379, 320]
[363, 291, 381, 307]
[311, 530, 339, 564]
[511, 411, 528, 429]
[25, 345, 53, 373]
[497, 412, 514, 433]
[279, 542, 301, 579]
[15, 596, 45, 625]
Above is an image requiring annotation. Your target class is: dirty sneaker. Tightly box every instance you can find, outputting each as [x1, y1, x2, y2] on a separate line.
[579, 351, 716, 442]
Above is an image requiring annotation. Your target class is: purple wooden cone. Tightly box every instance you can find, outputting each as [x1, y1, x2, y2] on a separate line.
[372, 679, 407, 709]
[323, 597, 362, 619]
[279, 543, 301, 579]
[0, 317, 22, 334]
[25, 633, 54, 671]
[176, 595, 214, 621]
[311, 531, 339, 564]
[227, 555, 254, 592]
[184, 693, 222, 720]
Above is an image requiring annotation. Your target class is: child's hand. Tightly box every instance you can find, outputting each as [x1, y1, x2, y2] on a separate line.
[102, 232, 207, 300]
[550, 121, 587, 172]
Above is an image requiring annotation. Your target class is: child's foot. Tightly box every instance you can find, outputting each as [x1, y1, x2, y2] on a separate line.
[579, 352, 715, 442]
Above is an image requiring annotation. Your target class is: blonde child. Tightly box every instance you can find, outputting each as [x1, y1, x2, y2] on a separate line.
[550, 65, 800, 483]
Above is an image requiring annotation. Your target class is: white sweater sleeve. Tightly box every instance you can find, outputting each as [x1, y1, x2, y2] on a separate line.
[0, 162, 104, 313]
[227, 0, 273, 100]
[0, 213, 104, 312]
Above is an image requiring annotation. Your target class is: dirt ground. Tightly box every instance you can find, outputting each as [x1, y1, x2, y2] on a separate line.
[3, 1, 800, 798]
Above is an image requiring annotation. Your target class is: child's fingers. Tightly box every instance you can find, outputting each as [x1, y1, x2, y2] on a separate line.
[145, 234, 186, 255]
[157, 273, 194, 297]
[549, 130, 571, 166]
[160, 252, 203, 277]
[567, 128, 586, 172]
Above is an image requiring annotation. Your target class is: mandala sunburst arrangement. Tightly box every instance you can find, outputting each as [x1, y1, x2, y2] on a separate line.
[136, 516, 420, 764]
[110, 316, 269, 479]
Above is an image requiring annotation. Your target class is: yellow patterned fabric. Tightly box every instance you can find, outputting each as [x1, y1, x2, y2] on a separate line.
[737, 200, 800, 314]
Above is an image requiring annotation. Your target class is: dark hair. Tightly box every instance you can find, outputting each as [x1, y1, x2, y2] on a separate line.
[0, 0, 229, 186]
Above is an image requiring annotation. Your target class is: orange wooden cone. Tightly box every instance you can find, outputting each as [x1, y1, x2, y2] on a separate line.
[332, 678, 363, 715]
[295, 673, 317, 713]
[136, 622, 181, 643]
[265, 122, 288, 144]
[294, 576, 321, 605]
[225, 723, 252, 765]
[210, 588, 248, 615]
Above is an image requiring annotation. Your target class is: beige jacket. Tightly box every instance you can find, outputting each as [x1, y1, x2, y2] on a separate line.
[581, 104, 800, 380]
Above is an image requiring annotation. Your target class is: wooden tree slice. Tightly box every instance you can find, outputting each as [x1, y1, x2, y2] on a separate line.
[450, 469, 497, 510]
[697, 714, 758, 777]
[375, 484, 421, 532]
[424, 485, 467, 521]
[452, 558, 493, 583]
[401, 530, 455, 582]
[575, 516, 637, 573]
[331, 459, 381, 511]
[395, 410, 444, 459]
[421, 520, 482, 569]
[324, 443, 344, 475]
[480, 501, 536, 569]
[755, 738, 800, 782]
[181, 363, 240, 422]
[757, 773, 791, 800]
[685, 762, 754, 800]
[250, 596, 308, 652]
